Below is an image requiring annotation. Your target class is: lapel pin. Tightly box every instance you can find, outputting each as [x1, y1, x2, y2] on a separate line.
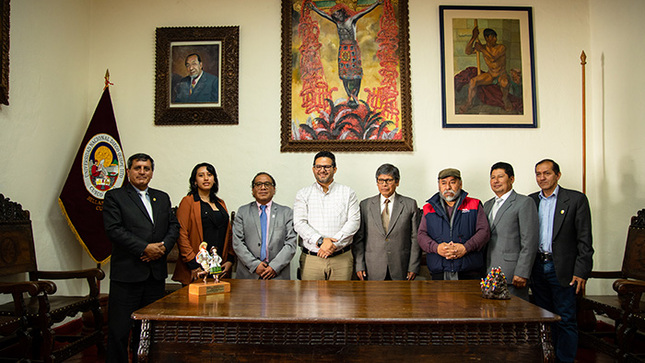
[560, 210, 564, 214]
[153, 198, 157, 202]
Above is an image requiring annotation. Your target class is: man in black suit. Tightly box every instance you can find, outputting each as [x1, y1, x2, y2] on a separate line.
[103, 153, 179, 363]
[529, 159, 593, 363]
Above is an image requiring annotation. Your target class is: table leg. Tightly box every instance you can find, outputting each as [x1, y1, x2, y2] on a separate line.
[137, 319, 150, 363]
[539, 322, 555, 362]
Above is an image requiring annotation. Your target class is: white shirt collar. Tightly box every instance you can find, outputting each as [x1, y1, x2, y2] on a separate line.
[496, 189, 513, 203]
[380, 192, 396, 205]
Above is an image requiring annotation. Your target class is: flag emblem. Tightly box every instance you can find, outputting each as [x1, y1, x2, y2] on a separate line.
[82, 133, 125, 199]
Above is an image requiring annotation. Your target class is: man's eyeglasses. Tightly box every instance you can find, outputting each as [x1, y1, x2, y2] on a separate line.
[377, 178, 396, 185]
[314, 165, 334, 171]
[253, 182, 274, 188]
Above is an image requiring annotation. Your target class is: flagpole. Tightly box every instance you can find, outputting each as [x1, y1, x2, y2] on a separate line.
[98, 69, 112, 294]
[580, 51, 587, 194]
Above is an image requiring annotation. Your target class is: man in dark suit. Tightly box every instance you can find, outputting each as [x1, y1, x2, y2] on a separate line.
[529, 159, 594, 363]
[103, 153, 179, 363]
[232, 172, 297, 280]
[484, 162, 538, 300]
[353, 163, 420, 280]
[173, 53, 219, 103]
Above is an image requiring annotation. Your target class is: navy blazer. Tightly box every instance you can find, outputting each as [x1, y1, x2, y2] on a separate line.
[103, 184, 179, 283]
[529, 186, 594, 286]
[173, 71, 219, 103]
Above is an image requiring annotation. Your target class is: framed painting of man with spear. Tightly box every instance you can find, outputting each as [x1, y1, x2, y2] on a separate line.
[281, 0, 412, 151]
[440, 6, 537, 128]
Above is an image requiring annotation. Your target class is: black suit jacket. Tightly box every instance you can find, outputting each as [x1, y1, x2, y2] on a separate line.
[103, 184, 179, 283]
[529, 186, 594, 286]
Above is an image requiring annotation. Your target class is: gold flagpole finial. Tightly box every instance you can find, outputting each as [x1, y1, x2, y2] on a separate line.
[104, 69, 113, 90]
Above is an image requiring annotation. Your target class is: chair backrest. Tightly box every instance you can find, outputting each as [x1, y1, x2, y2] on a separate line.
[0, 194, 38, 278]
[622, 208, 645, 281]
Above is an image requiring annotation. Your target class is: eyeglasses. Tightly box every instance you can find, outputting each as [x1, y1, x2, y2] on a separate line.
[253, 182, 274, 188]
[313, 165, 334, 171]
[377, 178, 396, 185]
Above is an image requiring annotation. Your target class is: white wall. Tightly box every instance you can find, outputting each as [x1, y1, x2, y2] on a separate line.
[586, 0, 645, 293]
[0, 0, 90, 292]
[1, 0, 642, 295]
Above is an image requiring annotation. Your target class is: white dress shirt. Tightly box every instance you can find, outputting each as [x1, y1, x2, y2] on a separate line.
[380, 193, 396, 214]
[293, 181, 360, 252]
[490, 189, 512, 220]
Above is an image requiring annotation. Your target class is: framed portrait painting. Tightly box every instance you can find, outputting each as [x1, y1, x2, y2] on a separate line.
[155, 26, 239, 125]
[440, 6, 537, 128]
[281, 0, 412, 152]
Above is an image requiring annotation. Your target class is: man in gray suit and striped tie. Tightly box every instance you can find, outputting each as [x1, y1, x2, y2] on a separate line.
[483, 161, 539, 300]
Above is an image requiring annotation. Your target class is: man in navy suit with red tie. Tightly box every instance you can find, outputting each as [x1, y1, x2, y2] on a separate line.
[173, 53, 219, 103]
[103, 153, 179, 363]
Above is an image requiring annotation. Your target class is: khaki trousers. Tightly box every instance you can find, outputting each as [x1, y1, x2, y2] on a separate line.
[299, 250, 353, 280]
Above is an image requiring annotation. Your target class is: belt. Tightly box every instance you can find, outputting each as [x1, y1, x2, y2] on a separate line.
[302, 245, 351, 258]
[537, 252, 553, 262]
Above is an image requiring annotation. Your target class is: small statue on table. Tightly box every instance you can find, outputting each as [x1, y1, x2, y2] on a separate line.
[480, 266, 511, 300]
[195, 242, 223, 283]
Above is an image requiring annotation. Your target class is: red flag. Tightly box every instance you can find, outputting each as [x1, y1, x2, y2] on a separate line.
[58, 87, 125, 263]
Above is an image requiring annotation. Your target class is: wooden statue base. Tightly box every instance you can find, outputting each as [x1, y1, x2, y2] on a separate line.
[188, 281, 231, 296]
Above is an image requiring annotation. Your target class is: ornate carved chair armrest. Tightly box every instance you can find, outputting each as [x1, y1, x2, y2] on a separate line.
[31, 280, 57, 295]
[0, 281, 44, 315]
[36, 268, 104, 297]
[0, 281, 41, 297]
[613, 279, 645, 313]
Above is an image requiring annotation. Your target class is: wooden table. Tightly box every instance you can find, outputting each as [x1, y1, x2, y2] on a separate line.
[133, 279, 559, 362]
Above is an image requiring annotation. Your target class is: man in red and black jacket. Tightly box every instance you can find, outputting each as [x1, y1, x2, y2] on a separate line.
[418, 168, 490, 280]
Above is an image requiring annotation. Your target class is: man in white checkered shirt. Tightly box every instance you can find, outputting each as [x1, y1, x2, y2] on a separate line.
[294, 151, 360, 280]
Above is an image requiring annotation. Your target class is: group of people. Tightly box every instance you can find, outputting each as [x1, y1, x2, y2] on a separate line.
[102, 151, 593, 363]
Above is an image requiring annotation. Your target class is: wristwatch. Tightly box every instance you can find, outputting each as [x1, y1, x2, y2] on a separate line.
[316, 237, 324, 248]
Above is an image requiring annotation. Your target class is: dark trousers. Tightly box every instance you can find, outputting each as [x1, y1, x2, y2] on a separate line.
[106, 276, 165, 363]
[530, 260, 578, 363]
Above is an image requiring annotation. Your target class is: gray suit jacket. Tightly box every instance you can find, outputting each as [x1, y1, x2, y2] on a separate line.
[352, 193, 421, 280]
[484, 190, 539, 287]
[232, 201, 297, 280]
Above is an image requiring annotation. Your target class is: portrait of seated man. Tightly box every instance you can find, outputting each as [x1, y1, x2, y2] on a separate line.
[172, 52, 219, 104]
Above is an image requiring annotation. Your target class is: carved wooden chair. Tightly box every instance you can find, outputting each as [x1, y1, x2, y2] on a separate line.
[0, 194, 105, 363]
[579, 208, 645, 361]
[0, 281, 54, 361]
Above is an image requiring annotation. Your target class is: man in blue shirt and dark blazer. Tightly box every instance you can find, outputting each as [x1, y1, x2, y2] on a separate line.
[529, 159, 594, 363]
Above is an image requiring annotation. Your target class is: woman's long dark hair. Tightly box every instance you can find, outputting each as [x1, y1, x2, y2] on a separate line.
[188, 162, 219, 202]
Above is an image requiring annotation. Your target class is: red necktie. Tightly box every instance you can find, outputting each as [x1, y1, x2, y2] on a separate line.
[190, 78, 196, 95]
